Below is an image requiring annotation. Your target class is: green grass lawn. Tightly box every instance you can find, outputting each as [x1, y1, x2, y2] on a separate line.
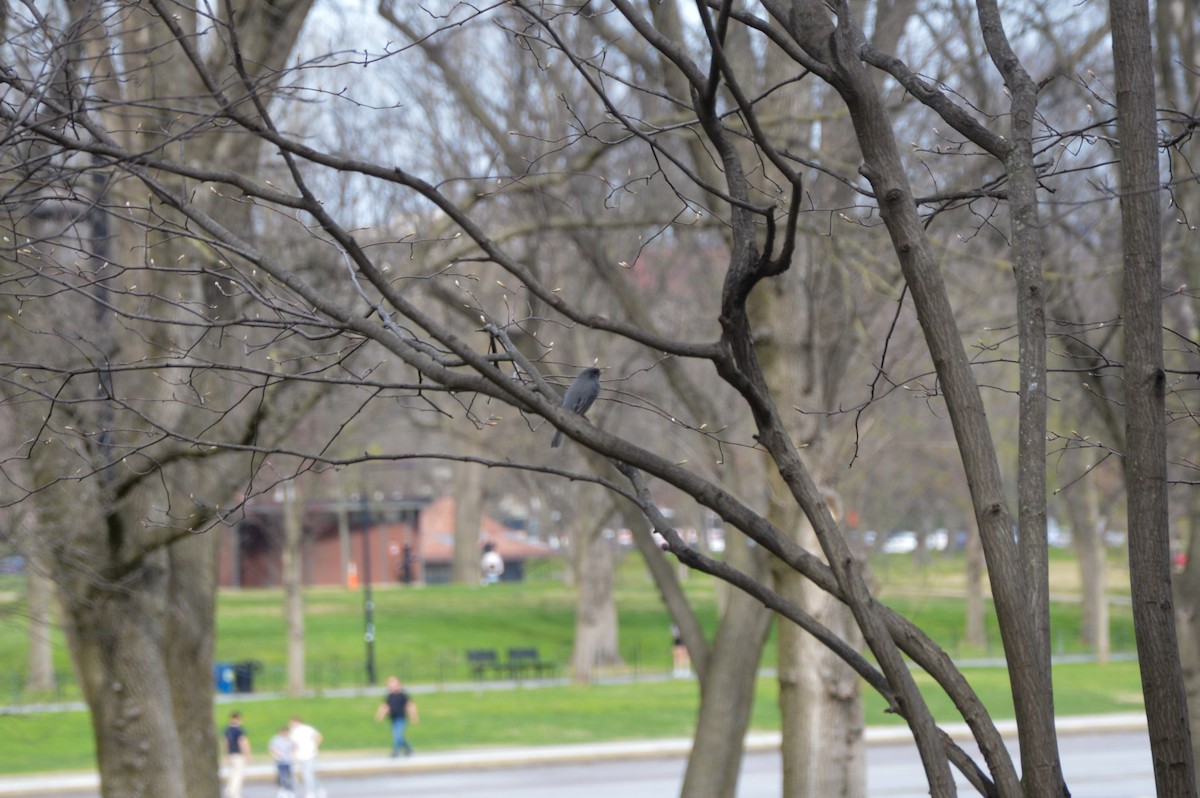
[209, 554, 1139, 689]
[0, 552, 1136, 695]
[0, 551, 1143, 776]
[0, 659, 1145, 776]
[207, 567, 727, 690]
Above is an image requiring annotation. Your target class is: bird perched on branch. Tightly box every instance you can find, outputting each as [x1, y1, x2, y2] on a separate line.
[551, 367, 601, 448]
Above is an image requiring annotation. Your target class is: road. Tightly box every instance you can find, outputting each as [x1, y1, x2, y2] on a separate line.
[26, 728, 1151, 798]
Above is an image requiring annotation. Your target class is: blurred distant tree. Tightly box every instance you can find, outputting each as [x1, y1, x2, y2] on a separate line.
[281, 478, 308, 697]
[0, 1, 319, 794]
[451, 461, 486, 584]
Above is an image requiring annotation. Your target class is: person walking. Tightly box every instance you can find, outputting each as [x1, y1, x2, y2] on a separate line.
[374, 675, 420, 756]
[222, 711, 251, 798]
[268, 724, 295, 798]
[480, 541, 505, 585]
[289, 716, 324, 798]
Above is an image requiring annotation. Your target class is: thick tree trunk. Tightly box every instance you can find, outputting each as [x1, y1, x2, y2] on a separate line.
[9, 269, 226, 798]
[1156, 2, 1200, 786]
[67, 574, 189, 798]
[24, 437, 225, 798]
[38, 469, 198, 798]
[622, 470, 770, 798]
[774, 516, 864, 798]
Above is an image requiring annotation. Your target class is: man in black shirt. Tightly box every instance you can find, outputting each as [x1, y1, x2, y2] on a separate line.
[374, 676, 420, 757]
[223, 711, 251, 798]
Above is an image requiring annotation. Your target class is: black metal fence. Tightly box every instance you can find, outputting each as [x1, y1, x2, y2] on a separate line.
[1, 643, 680, 708]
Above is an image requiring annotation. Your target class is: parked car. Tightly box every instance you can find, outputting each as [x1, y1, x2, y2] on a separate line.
[881, 530, 918, 554]
[928, 529, 950, 552]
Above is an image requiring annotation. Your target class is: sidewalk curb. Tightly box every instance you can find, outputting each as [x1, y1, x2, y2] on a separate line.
[0, 713, 1148, 795]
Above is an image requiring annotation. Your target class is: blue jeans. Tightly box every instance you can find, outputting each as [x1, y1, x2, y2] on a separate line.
[276, 762, 294, 792]
[390, 717, 412, 756]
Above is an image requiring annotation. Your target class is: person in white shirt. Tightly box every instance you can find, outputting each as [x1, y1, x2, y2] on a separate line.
[288, 716, 324, 798]
[480, 541, 504, 585]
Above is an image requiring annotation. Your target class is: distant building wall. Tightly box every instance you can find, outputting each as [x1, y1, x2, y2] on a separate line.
[218, 495, 554, 589]
[220, 504, 422, 589]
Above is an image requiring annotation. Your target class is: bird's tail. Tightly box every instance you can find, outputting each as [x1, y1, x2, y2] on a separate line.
[551, 430, 564, 448]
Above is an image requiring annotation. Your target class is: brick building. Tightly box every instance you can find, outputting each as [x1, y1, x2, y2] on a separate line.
[218, 495, 554, 588]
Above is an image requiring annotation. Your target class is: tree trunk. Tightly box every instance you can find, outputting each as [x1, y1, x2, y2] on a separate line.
[40, 473, 198, 798]
[964, 524, 987, 650]
[25, 548, 56, 694]
[682, 596, 772, 798]
[774, 518, 864, 798]
[59, 530, 220, 798]
[1112, 0, 1198, 790]
[1112, 0, 1197, 794]
[451, 462, 485, 584]
[570, 529, 622, 683]
[1157, 0, 1200, 783]
[622, 471, 770, 798]
[282, 482, 306, 697]
[1065, 480, 1109, 661]
[166, 527, 221, 798]
[23, 433, 232, 798]
[784, 4, 1056, 788]
[67, 575, 189, 798]
[680, 533, 772, 798]
[971, 3, 1062, 790]
[11, 263, 228, 798]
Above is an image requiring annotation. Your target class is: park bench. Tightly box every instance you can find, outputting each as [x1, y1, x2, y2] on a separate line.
[466, 648, 504, 680]
[506, 647, 557, 679]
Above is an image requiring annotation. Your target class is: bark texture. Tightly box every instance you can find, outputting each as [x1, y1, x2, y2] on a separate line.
[774, 515, 865, 798]
[1112, 0, 1197, 792]
[681, 531, 773, 798]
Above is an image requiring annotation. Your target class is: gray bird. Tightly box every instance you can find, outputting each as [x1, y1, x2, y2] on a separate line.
[551, 367, 602, 448]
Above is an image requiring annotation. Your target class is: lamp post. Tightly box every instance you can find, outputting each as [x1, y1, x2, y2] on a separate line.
[360, 491, 377, 686]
